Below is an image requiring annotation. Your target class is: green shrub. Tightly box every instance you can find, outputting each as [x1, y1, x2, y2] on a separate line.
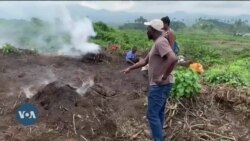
[180, 40, 220, 67]
[1, 43, 17, 54]
[206, 71, 246, 87]
[93, 22, 152, 52]
[205, 59, 249, 87]
[172, 68, 201, 98]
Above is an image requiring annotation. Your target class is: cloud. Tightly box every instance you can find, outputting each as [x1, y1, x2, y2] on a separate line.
[80, 1, 135, 11]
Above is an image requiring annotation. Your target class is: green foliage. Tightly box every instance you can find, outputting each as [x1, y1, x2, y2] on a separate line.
[232, 19, 250, 33]
[94, 21, 115, 32]
[193, 18, 250, 33]
[171, 21, 186, 31]
[134, 16, 147, 24]
[192, 20, 216, 33]
[180, 40, 220, 67]
[205, 58, 250, 87]
[172, 68, 201, 98]
[1, 43, 17, 54]
[177, 31, 249, 88]
[93, 22, 152, 52]
[119, 23, 146, 31]
[93, 17, 151, 52]
[31, 17, 44, 27]
[0, 18, 70, 54]
[205, 70, 246, 87]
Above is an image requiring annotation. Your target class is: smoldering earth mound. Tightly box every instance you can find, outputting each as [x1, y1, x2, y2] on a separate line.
[26, 81, 119, 141]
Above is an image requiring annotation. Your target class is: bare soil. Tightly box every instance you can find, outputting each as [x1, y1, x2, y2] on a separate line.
[0, 50, 249, 141]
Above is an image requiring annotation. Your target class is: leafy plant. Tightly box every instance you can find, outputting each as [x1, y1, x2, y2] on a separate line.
[1, 43, 17, 54]
[205, 63, 248, 87]
[171, 68, 201, 98]
[206, 72, 245, 87]
[181, 40, 220, 67]
[93, 22, 152, 52]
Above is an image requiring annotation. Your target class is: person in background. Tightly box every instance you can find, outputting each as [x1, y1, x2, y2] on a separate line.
[125, 47, 139, 64]
[161, 16, 179, 54]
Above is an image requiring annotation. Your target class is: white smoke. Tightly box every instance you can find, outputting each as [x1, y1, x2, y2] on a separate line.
[22, 80, 51, 99]
[22, 86, 35, 99]
[76, 79, 95, 96]
[0, 3, 100, 57]
[57, 7, 100, 56]
[22, 69, 57, 99]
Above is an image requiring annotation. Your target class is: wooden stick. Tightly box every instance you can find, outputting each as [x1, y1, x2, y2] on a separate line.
[67, 130, 69, 138]
[190, 124, 206, 129]
[93, 112, 101, 124]
[12, 91, 22, 109]
[130, 129, 144, 140]
[80, 135, 89, 141]
[198, 132, 214, 140]
[73, 114, 77, 135]
[200, 130, 235, 141]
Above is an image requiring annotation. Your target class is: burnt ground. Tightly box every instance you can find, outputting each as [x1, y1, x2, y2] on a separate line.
[0, 50, 249, 141]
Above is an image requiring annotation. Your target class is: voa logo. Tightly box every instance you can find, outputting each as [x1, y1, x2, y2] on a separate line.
[18, 110, 36, 119]
[16, 103, 39, 126]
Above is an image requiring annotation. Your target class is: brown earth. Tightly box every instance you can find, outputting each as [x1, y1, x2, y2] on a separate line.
[0, 50, 249, 141]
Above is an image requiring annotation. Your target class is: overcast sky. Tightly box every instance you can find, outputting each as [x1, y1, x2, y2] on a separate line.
[0, 1, 250, 17]
[79, 1, 250, 16]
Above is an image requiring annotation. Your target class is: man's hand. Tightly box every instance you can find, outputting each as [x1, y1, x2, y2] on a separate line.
[121, 67, 131, 74]
[162, 75, 167, 81]
[154, 75, 166, 85]
[121, 55, 149, 74]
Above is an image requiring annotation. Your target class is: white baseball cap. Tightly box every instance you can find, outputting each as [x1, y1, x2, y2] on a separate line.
[144, 19, 164, 32]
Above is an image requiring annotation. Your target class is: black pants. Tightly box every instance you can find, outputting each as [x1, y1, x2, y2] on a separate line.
[126, 58, 139, 64]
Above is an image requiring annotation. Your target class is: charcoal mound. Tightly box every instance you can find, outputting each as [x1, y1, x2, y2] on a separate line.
[27, 81, 119, 140]
[81, 53, 112, 63]
[30, 81, 80, 110]
[18, 48, 38, 55]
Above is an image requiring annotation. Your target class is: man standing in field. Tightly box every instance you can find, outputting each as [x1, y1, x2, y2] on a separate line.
[121, 19, 178, 141]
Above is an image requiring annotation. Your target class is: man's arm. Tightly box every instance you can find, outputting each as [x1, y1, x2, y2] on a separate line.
[127, 58, 135, 64]
[129, 55, 149, 70]
[162, 51, 178, 80]
[121, 55, 149, 74]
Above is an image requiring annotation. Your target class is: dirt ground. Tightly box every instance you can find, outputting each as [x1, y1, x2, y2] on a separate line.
[0, 50, 249, 141]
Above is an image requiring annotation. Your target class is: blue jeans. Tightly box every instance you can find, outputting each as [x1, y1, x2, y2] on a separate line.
[147, 83, 173, 141]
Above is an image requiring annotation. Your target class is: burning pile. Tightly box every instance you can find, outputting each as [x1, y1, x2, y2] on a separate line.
[30, 81, 80, 110]
[23, 80, 119, 140]
[81, 52, 112, 63]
